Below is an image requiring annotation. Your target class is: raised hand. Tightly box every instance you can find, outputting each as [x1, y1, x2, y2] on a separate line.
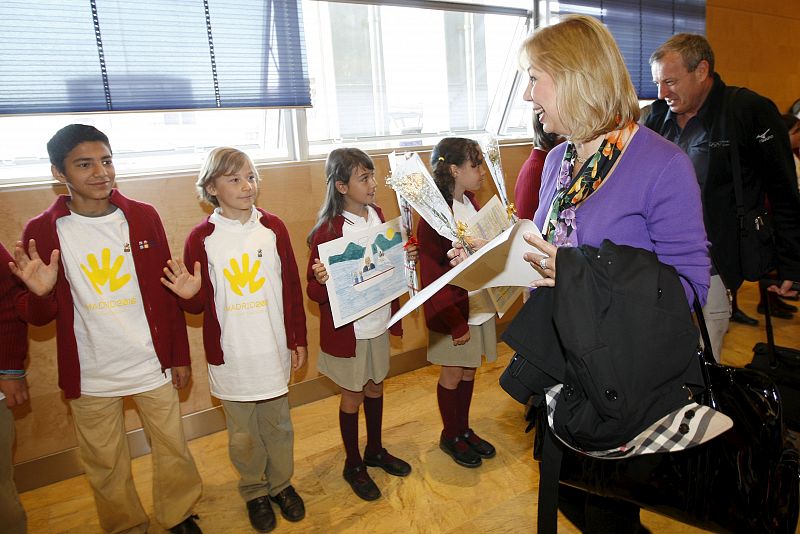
[311, 259, 329, 285]
[161, 259, 202, 299]
[9, 239, 60, 296]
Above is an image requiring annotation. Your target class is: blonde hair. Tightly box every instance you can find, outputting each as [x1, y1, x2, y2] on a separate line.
[520, 15, 639, 143]
[196, 147, 259, 207]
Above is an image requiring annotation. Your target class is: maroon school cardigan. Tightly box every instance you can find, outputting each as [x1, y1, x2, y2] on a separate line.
[0, 243, 28, 371]
[179, 208, 307, 364]
[15, 190, 191, 399]
[417, 191, 480, 339]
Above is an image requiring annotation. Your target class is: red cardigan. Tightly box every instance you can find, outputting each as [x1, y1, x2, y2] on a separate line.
[306, 206, 401, 357]
[513, 147, 548, 221]
[0, 243, 28, 371]
[180, 208, 307, 365]
[15, 190, 191, 399]
[417, 191, 480, 339]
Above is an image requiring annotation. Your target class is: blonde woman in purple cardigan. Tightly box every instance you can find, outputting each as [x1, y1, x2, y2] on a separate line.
[449, 15, 711, 534]
[520, 15, 710, 533]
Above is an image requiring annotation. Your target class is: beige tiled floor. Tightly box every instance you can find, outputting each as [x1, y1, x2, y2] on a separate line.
[18, 281, 799, 533]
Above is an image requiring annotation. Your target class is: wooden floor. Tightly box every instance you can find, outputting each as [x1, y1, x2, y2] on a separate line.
[18, 282, 800, 533]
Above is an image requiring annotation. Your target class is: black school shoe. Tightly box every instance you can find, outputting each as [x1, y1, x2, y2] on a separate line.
[364, 448, 412, 477]
[343, 464, 381, 501]
[246, 495, 276, 532]
[731, 308, 759, 326]
[439, 432, 481, 468]
[169, 514, 202, 534]
[757, 304, 795, 319]
[777, 298, 799, 313]
[270, 485, 305, 522]
[461, 428, 496, 459]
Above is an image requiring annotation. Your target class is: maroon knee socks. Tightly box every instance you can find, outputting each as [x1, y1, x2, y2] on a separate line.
[363, 395, 384, 456]
[339, 409, 362, 468]
[437, 383, 459, 440]
[456, 379, 475, 433]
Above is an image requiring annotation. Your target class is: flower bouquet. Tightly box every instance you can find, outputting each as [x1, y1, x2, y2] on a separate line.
[386, 151, 474, 255]
[479, 134, 517, 223]
[386, 152, 420, 296]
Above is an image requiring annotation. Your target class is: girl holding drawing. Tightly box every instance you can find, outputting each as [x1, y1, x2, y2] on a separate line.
[418, 137, 498, 469]
[161, 147, 307, 532]
[306, 148, 418, 502]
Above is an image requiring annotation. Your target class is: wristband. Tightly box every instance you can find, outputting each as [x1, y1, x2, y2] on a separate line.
[0, 372, 27, 381]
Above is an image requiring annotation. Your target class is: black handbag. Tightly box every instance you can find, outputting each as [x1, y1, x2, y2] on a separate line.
[728, 88, 777, 281]
[551, 298, 799, 533]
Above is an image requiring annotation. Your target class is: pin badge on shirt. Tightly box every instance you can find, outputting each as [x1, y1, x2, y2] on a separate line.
[123, 243, 131, 253]
[138, 240, 150, 250]
[257, 249, 262, 258]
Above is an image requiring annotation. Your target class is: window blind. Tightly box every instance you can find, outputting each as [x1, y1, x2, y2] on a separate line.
[550, 1, 705, 98]
[0, 0, 310, 114]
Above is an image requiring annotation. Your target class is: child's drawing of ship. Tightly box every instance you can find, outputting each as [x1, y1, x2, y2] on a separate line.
[353, 248, 394, 291]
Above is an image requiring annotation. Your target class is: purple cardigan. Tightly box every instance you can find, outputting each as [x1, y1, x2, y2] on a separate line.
[533, 126, 711, 304]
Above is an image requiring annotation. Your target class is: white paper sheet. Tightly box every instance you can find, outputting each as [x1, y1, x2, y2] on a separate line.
[465, 195, 523, 316]
[387, 218, 544, 328]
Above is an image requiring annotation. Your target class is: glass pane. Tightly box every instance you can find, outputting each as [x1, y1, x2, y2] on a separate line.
[501, 72, 534, 137]
[0, 109, 287, 185]
[442, 0, 533, 8]
[303, 1, 527, 153]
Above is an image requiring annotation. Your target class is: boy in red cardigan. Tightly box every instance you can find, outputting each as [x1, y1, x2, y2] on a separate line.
[10, 124, 203, 534]
[0, 242, 29, 534]
[161, 147, 307, 533]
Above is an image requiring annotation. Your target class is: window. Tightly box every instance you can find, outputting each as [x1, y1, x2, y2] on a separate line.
[302, 1, 530, 154]
[544, 0, 705, 98]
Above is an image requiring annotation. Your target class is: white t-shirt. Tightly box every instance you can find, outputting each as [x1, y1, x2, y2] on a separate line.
[205, 208, 291, 401]
[342, 207, 392, 339]
[57, 209, 170, 397]
[452, 196, 496, 326]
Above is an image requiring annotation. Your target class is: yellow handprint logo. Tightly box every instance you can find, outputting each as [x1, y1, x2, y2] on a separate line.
[224, 253, 266, 296]
[80, 248, 131, 295]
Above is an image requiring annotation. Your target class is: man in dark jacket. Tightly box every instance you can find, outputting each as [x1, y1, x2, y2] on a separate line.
[646, 33, 800, 361]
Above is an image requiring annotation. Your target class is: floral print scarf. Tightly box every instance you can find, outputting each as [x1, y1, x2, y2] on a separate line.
[544, 123, 637, 246]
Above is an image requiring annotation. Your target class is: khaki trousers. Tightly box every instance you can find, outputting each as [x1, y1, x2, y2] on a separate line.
[0, 402, 26, 534]
[702, 275, 731, 363]
[221, 395, 294, 502]
[69, 382, 202, 533]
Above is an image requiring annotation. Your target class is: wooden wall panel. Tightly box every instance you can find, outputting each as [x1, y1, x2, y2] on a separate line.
[1, 143, 532, 465]
[707, 0, 800, 112]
